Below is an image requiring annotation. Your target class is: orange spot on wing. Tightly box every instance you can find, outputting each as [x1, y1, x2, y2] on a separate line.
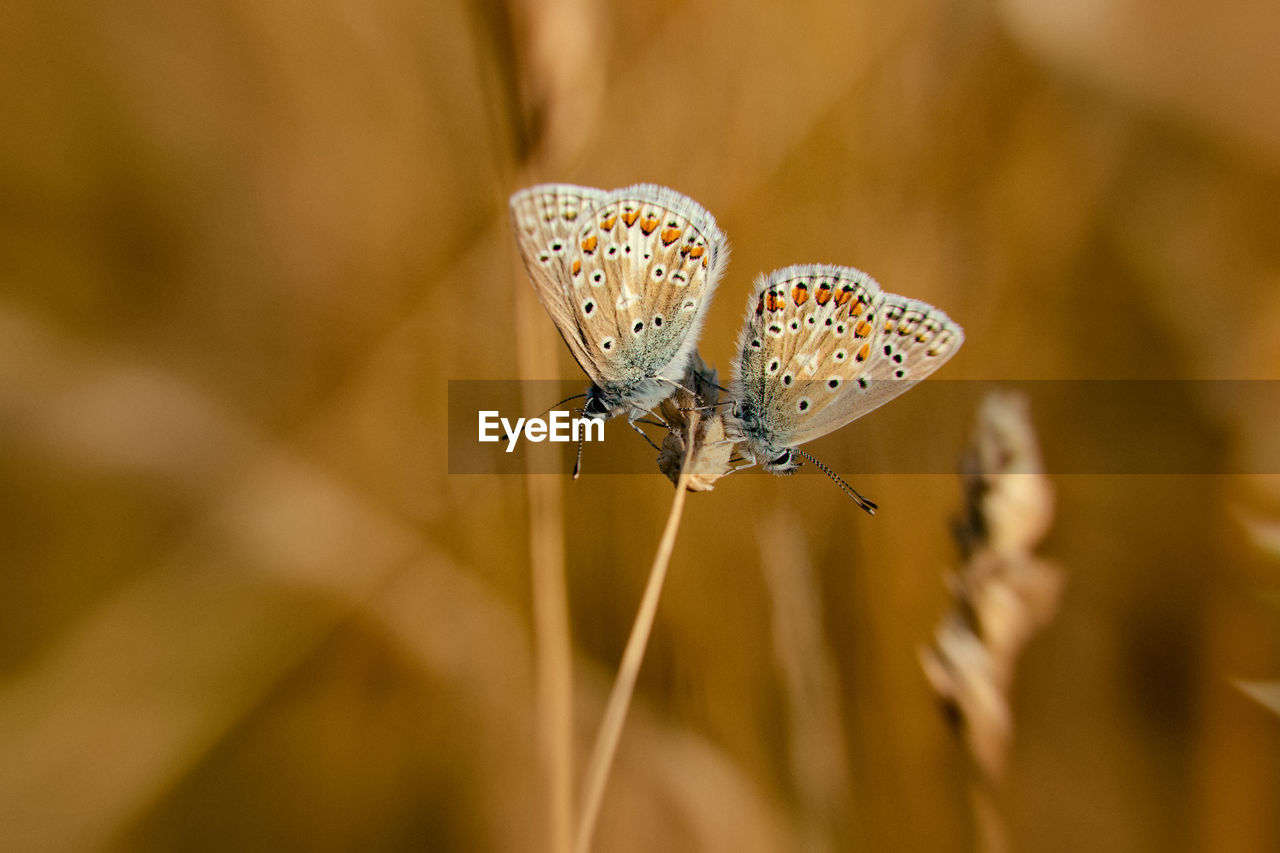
[815, 286, 832, 306]
[572, 259, 581, 275]
[791, 284, 809, 304]
[621, 208, 639, 226]
[834, 288, 853, 307]
[687, 245, 705, 259]
[581, 235, 597, 253]
[856, 343, 870, 362]
[884, 320, 895, 332]
[640, 216, 659, 234]
[601, 214, 617, 230]
[855, 320, 872, 338]
[660, 226, 681, 245]
[850, 300, 865, 316]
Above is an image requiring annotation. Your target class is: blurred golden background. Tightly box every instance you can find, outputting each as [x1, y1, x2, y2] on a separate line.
[4, 0, 1280, 850]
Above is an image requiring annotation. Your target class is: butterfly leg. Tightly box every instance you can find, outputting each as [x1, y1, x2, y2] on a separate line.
[627, 418, 664, 452]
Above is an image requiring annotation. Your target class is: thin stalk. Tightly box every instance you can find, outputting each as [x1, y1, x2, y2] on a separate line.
[514, 248, 574, 853]
[574, 411, 700, 853]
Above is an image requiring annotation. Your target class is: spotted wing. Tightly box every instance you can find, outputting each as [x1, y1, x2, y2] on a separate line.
[509, 183, 610, 379]
[732, 263, 964, 449]
[562, 184, 728, 390]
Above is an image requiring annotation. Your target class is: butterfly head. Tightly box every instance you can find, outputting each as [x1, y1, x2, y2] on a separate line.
[729, 398, 802, 474]
[581, 387, 615, 420]
[761, 447, 803, 475]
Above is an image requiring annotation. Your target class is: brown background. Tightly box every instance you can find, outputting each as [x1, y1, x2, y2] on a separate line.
[3, 0, 1280, 850]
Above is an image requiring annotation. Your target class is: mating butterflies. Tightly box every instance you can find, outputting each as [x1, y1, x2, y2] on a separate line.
[509, 183, 965, 509]
[509, 183, 728, 421]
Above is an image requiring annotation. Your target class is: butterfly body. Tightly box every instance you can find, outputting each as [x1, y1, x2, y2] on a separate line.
[729, 263, 964, 473]
[510, 183, 728, 422]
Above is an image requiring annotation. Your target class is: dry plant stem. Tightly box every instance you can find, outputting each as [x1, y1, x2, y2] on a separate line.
[527, 474, 574, 853]
[972, 783, 1008, 853]
[514, 246, 575, 853]
[574, 411, 700, 853]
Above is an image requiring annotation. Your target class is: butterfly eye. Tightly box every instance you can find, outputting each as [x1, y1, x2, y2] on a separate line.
[583, 396, 609, 417]
[770, 450, 792, 466]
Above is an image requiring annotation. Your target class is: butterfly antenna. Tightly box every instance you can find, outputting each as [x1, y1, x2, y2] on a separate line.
[543, 392, 588, 418]
[500, 393, 589, 444]
[572, 434, 585, 479]
[796, 449, 878, 516]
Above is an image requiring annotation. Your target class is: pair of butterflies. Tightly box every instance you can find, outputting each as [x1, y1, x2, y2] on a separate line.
[509, 182, 964, 510]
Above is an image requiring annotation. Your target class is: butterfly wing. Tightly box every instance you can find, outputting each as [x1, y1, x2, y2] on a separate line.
[564, 184, 728, 400]
[510, 183, 728, 416]
[509, 183, 610, 378]
[731, 263, 964, 453]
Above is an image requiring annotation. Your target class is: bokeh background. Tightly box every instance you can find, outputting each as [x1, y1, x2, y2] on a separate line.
[4, 0, 1280, 850]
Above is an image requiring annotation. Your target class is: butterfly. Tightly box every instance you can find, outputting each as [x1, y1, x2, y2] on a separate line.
[509, 183, 729, 423]
[728, 264, 965, 513]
